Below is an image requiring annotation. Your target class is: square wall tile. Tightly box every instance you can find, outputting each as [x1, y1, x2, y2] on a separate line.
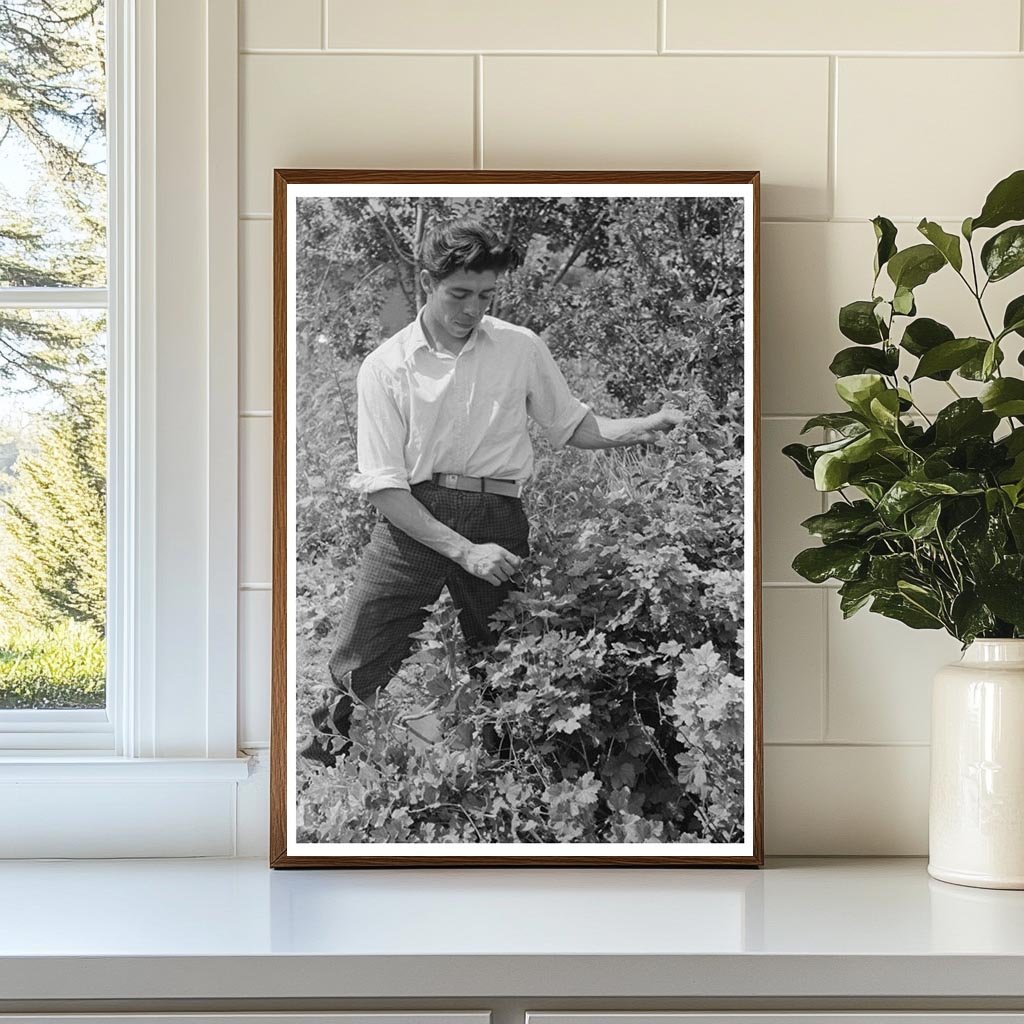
[483, 56, 830, 220]
[328, 0, 657, 51]
[240, 416, 273, 586]
[241, 0, 321, 49]
[765, 744, 929, 854]
[241, 55, 474, 214]
[761, 417, 824, 584]
[666, 0, 1020, 53]
[836, 58, 1024, 221]
[827, 596, 963, 744]
[762, 587, 825, 743]
[240, 219, 273, 412]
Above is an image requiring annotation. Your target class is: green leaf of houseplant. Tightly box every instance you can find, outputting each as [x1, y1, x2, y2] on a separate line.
[917, 219, 963, 272]
[911, 337, 988, 380]
[876, 479, 958, 524]
[829, 345, 900, 377]
[800, 412, 867, 435]
[1002, 295, 1024, 339]
[872, 216, 898, 278]
[950, 592, 995, 643]
[970, 168, 1024, 232]
[887, 244, 946, 291]
[871, 593, 943, 629]
[975, 575, 1024, 629]
[981, 225, 1024, 282]
[979, 378, 1024, 418]
[781, 442, 815, 479]
[792, 542, 866, 583]
[814, 451, 851, 491]
[933, 399, 999, 444]
[800, 501, 880, 543]
[900, 319, 955, 380]
[839, 299, 887, 345]
[835, 373, 887, 414]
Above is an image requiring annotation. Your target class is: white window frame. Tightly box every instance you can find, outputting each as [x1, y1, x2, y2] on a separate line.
[0, 0, 250, 856]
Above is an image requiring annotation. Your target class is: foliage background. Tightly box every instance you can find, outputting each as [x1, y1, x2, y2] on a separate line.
[0, 1, 107, 709]
[294, 195, 749, 845]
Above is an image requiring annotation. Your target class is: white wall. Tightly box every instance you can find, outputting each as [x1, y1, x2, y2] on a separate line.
[234, 0, 1024, 855]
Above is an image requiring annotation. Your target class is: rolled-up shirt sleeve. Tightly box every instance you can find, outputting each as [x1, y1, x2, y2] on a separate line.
[348, 358, 411, 494]
[526, 334, 590, 448]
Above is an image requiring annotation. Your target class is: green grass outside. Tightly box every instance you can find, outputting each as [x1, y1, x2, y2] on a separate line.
[0, 619, 105, 709]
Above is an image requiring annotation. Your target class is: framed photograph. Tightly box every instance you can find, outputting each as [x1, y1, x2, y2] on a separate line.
[270, 170, 762, 867]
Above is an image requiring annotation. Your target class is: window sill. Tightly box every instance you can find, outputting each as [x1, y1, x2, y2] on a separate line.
[0, 754, 253, 782]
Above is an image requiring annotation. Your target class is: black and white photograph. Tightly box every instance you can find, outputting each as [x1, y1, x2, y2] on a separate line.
[272, 171, 761, 866]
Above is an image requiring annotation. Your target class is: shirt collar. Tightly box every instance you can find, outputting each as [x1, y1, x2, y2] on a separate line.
[403, 308, 486, 363]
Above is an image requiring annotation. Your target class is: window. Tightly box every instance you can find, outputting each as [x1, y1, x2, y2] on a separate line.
[0, 0, 111, 750]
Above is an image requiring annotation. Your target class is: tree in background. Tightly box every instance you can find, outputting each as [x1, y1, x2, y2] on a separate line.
[0, 367, 105, 633]
[0, 0, 107, 691]
[0, 0, 106, 395]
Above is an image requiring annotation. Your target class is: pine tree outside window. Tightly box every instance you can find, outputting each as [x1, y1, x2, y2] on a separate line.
[0, 1, 111, 748]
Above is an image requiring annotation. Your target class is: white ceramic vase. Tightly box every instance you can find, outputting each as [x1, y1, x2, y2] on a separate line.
[929, 638, 1024, 889]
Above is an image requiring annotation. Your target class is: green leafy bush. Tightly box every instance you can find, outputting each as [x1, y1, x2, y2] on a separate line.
[786, 170, 1024, 644]
[0, 619, 105, 709]
[297, 377, 746, 844]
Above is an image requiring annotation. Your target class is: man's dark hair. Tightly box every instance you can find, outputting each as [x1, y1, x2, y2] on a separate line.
[420, 216, 524, 281]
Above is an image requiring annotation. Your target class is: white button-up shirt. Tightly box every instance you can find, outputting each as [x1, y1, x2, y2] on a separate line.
[349, 310, 590, 494]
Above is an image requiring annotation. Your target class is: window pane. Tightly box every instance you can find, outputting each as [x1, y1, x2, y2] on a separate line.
[0, 1, 107, 288]
[0, 309, 105, 710]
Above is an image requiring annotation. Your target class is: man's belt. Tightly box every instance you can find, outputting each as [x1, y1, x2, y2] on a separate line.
[431, 472, 522, 498]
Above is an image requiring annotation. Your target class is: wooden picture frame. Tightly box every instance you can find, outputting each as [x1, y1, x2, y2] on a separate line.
[271, 170, 762, 867]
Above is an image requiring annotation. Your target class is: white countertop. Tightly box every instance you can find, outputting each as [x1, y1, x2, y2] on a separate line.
[1, 856, 1023, 1001]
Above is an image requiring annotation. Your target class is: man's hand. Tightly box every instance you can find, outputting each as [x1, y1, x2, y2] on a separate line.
[638, 406, 686, 441]
[459, 543, 523, 587]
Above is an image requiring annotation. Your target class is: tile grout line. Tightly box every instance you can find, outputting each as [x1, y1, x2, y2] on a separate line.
[820, 586, 831, 743]
[657, 0, 666, 53]
[474, 55, 484, 169]
[321, 0, 328, 50]
[237, 47, 1024, 57]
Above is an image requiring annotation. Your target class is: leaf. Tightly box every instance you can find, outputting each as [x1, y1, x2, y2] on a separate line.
[871, 594, 943, 630]
[979, 378, 1024, 418]
[800, 412, 866, 435]
[782, 442, 815, 478]
[872, 215, 898, 277]
[933, 399, 999, 445]
[792, 542, 866, 584]
[900, 319, 955, 376]
[868, 389, 902, 430]
[800, 501, 879, 543]
[877, 479, 958, 524]
[981, 225, 1024, 282]
[908, 500, 942, 540]
[892, 286, 916, 316]
[839, 299, 886, 345]
[886, 243, 946, 291]
[911, 337, 987, 381]
[982, 341, 1001, 381]
[950, 592, 996, 643]
[829, 345, 899, 378]
[835, 373, 887, 414]
[917, 219, 963, 272]
[962, 216, 974, 242]
[1002, 295, 1024, 340]
[959, 344, 1004, 381]
[970, 168, 1024, 233]
[976, 578, 1024, 629]
[814, 451, 851, 491]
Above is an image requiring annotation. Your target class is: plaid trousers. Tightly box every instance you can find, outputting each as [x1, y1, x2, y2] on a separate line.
[309, 481, 531, 738]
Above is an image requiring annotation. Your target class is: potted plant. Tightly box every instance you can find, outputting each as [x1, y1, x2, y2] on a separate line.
[785, 169, 1024, 889]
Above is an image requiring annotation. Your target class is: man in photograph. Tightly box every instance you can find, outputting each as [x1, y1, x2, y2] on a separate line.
[300, 216, 685, 768]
